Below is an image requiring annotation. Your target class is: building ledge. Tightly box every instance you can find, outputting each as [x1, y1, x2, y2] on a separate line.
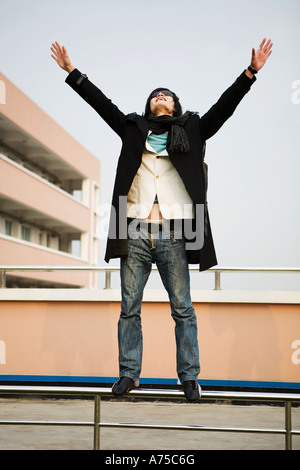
[0, 288, 299, 304]
[0, 233, 86, 260]
[0, 153, 89, 208]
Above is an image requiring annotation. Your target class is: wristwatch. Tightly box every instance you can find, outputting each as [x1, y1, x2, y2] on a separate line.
[247, 66, 258, 75]
[75, 73, 88, 87]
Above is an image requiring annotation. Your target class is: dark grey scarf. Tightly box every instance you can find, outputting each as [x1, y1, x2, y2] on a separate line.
[147, 111, 192, 154]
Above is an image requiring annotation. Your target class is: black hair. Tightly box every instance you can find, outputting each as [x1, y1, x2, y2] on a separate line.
[144, 87, 183, 118]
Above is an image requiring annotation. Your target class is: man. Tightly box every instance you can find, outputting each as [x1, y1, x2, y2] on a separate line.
[51, 38, 272, 402]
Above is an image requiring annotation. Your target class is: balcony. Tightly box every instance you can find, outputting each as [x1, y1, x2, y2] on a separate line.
[0, 154, 90, 233]
[0, 153, 100, 287]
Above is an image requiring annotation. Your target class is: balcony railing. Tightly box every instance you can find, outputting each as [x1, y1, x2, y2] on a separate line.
[0, 265, 299, 290]
[0, 385, 299, 450]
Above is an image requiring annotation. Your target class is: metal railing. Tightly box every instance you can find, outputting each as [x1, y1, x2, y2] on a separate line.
[0, 385, 299, 450]
[0, 265, 299, 290]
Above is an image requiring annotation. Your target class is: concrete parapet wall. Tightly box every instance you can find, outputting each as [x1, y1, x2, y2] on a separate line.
[0, 289, 299, 386]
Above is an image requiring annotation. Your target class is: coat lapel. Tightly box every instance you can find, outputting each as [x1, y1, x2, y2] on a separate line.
[127, 113, 149, 142]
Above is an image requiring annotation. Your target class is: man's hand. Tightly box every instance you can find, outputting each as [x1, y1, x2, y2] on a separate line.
[250, 38, 273, 72]
[51, 41, 75, 74]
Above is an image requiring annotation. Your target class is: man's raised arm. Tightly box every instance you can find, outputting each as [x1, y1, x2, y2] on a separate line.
[199, 37, 273, 141]
[51, 41, 126, 137]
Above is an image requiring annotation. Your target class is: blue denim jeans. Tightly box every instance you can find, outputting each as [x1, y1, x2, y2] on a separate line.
[118, 225, 200, 382]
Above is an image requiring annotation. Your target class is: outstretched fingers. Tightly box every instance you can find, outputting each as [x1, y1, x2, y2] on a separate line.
[259, 38, 273, 55]
[51, 43, 58, 59]
[259, 38, 267, 50]
[51, 41, 63, 59]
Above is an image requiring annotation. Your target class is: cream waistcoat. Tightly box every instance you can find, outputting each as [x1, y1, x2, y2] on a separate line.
[127, 133, 195, 220]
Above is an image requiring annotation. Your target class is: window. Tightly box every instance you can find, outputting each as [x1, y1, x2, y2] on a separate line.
[5, 220, 12, 236]
[39, 231, 43, 245]
[71, 239, 81, 257]
[72, 189, 82, 202]
[21, 226, 30, 241]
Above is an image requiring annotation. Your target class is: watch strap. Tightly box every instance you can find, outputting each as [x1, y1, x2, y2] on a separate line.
[247, 65, 258, 75]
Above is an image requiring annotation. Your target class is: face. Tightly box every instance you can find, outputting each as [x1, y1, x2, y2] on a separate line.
[149, 90, 175, 116]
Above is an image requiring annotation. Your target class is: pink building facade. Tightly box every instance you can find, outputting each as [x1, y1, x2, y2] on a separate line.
[0, 72, 100, 287]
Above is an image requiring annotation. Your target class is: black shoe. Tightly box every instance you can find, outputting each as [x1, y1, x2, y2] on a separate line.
[112, 376, 139, 397]
[182, 380, 201, 403]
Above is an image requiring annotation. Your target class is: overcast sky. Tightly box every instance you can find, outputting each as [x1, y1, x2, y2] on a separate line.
[0, 0, 299, 290]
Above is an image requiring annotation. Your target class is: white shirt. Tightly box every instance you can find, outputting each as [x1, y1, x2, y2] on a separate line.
[126, 132, 195, 220]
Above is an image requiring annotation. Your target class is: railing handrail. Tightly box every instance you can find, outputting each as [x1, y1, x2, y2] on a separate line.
[1, 384, 300, 401]
[1, 265, 299, 290]
[0, 265, 299, 272]
[0, 385, 299, 450]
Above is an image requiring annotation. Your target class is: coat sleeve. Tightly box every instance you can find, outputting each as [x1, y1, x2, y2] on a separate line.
[65, 69, 126, 137]
[199, 71, 256, 141]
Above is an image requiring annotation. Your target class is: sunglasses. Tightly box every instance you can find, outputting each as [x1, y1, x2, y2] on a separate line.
[150, 90, 174, 99]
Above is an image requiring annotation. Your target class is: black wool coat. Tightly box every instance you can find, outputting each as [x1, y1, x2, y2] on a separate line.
[66, 69, 256, 271]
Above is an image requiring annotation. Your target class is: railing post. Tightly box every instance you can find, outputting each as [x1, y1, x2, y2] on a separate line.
[0, 271, 6, 288]
[285, 400, 292, 450]
[93, 394, 101, 450]
[104, 270, 111, 289]
[214, 270, 221, 290]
